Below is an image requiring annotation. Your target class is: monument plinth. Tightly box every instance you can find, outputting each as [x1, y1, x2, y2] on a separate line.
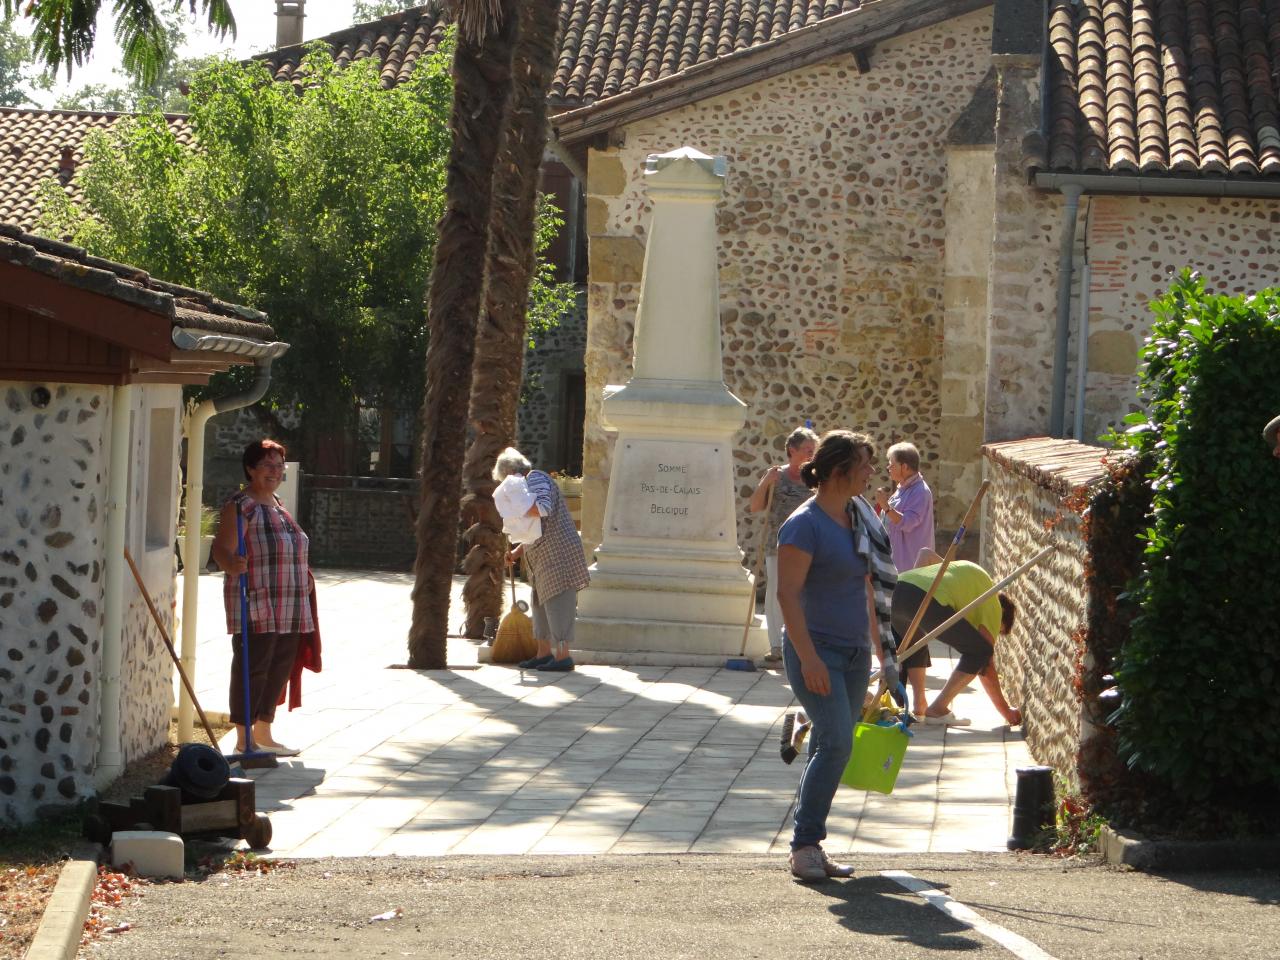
[576, 147, 766, 659]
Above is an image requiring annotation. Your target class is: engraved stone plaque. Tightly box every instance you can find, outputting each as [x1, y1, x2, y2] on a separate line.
[608, 438, 733, 542]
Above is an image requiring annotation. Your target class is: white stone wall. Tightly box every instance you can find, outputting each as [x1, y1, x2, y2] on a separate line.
[0, 380, 181, 824]
[582, 9, 994, 558]
[119, 385, 182, 766]
[0, 382, 110, 824]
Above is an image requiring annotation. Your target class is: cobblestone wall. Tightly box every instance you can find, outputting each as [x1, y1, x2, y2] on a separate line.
[581, 9, 994, 559]
[0, 383, 109, 824]
[981, 438, 1110, 791]
[518, 290, 587, 473]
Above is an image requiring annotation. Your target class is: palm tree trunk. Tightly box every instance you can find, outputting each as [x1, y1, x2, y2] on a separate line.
[459, 0, 564, 639]
[407, 0, 519, 668]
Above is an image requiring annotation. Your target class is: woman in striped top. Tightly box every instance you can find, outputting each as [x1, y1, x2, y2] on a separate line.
[211, 439, 313, 756]
[496, 448, 590, 672]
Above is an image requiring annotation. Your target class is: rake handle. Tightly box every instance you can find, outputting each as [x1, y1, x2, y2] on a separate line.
[123, 547, 220, 750]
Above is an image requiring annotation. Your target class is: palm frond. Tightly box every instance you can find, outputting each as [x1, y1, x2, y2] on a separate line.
[113, 0, 170, 86]
[3, 0, 236, 81]
[454, 0, 504, 45]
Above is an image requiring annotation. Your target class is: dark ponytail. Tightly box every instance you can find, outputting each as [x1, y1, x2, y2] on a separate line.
[801, 430, 873, 489]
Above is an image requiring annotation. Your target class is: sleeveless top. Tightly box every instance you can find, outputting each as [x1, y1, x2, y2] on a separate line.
[222, 489, 314, 635]
[766, 468, 815, 557]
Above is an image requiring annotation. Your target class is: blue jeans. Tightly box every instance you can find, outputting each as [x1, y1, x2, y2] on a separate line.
[784, 639, 871, 850]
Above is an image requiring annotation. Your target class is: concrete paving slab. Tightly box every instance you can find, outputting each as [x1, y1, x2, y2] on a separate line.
[175, 569, 1032, 859]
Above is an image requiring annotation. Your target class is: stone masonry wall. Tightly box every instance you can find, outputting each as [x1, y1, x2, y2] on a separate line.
[1068, 194, 1280, 443]
[517, 289, 587, 474]
[981, 438, 1109, 791]
[985, 57, 1063, 443]
[0, 382, 109, 824]
[582, 9, 994, 560]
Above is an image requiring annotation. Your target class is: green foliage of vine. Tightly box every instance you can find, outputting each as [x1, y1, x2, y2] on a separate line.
[1107, 271, 1280, 802]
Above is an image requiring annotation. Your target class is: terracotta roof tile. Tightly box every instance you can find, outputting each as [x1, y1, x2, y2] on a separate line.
[256, 0, 866, 112]
[0, 107, 191, 231]
[0, 222, 274, 342]
[1043, 0, 1280, 178]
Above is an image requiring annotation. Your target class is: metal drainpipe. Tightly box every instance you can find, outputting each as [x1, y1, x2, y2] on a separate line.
[178, 350, 284, 741]
[95, 383, 134, 788]
[1073, 263, 1092, 440]
[1049, 183, 1084, 438]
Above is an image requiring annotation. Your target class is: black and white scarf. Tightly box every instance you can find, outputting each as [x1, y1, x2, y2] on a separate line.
[848, 495, 899, 663]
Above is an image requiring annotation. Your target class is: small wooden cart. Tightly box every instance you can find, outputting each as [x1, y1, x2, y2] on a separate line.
[85, 777, 272, 850]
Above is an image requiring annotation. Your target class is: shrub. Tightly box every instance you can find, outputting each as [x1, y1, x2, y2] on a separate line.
[1109, 271, 1280, 808]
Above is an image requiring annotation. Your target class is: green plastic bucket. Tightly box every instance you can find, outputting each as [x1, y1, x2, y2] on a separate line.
[841, 722, 909, 794]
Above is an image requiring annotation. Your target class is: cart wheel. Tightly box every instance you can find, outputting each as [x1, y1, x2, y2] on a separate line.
[245, 812, 272, 850]
[83, 812, 111, 845]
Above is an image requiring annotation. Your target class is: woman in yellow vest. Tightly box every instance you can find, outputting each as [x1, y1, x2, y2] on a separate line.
[892, 550, 1022, 727]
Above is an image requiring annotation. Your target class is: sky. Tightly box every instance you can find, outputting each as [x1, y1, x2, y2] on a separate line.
[30, 1, 368, 105]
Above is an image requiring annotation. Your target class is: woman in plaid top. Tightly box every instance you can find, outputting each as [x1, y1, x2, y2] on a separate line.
[211, 439, 313, 756]
[496, 447, 590, 672]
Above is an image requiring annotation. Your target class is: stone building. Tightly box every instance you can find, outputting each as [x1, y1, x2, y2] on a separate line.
[261, 0, 1280, 563]
[0, 225, 284, 825]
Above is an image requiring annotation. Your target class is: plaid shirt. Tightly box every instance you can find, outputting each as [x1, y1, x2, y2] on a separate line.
[522, 470, 590, 604]
[223, 490, 314, 635]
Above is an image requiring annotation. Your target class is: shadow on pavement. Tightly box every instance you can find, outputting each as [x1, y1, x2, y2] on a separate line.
[816, 875, 985, 952]
[1151, 869, 1280, 906]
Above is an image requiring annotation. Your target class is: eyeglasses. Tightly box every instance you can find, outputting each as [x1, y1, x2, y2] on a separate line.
[258, 462, 287, 476]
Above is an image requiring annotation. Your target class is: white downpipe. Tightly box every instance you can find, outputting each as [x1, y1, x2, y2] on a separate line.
[96, 383, 134, 789]
[178, 399, 217, 742]
[1073, 264, 1091, 441]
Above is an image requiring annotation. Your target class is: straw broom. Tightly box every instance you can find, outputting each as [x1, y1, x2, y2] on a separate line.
[492, 543, 536, 663]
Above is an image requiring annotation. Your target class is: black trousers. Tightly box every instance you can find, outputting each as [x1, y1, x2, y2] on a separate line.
[891, 582, 993, 676]
[229, 631, 299, 725]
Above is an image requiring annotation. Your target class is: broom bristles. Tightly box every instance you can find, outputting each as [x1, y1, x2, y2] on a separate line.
[492, 609, 536, 663]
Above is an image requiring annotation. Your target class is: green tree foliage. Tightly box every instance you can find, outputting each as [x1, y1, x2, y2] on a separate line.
[1109, 271, 1280, 805]
[352, 0, 419, 21]
[1, 0, 233, 84]
[39, 43, 571, 440]
[0, 17, 53, 106]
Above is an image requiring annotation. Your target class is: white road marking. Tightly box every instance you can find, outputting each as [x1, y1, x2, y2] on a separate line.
[882, 870, 1061, 960]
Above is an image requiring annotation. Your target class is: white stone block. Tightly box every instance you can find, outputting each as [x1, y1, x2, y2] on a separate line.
[111, 830, 184, 879]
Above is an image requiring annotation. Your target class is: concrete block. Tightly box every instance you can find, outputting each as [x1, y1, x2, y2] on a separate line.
[111, 830, 184, 879]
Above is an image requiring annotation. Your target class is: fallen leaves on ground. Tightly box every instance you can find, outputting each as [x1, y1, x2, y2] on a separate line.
[81, 866, 149, 947]
[0, 864, 61, 960]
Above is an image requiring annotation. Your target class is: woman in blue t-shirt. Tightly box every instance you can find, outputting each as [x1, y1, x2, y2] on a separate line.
[776, 429, 879, 882]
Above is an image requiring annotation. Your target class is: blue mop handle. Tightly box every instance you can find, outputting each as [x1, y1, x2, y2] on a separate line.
[236, 511, 254, 750]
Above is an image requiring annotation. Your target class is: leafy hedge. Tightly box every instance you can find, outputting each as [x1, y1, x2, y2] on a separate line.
[1111, 272, 1280, 805]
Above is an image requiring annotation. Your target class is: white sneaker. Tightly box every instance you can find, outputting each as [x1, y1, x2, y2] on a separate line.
[821, 849, 855, 878]
[788, 845, 827, 882]
[923, 711, 971, 727]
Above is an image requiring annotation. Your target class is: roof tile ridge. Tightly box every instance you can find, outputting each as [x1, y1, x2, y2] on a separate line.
[1258, 0, 1280, 172]
[550, 1, 587, 101]
[1076, 0, 1108, 171]
[1210, 0, 1259, 174]
[1156, 0, 1199, 171]
[1048, 0, 1080, 171]
[640, 0, 674, 87]
[1186, 0, 1230, 173]
[566, 0, 606, 103]
[603, 0, 639, 99]
[677, 0, 707, 73]
[1239, 0, 1280, 173]
[1131, 0, 1168, 172]
[1101, 0, 1138, 171]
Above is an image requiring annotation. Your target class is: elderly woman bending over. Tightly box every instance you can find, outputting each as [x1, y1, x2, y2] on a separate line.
[496, 448, 590, 672]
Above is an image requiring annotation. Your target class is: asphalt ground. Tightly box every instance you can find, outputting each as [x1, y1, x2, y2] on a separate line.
[77, 853, 1280, 960]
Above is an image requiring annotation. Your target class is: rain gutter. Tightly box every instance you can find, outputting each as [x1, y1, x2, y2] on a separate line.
[174, 329, 290, 741]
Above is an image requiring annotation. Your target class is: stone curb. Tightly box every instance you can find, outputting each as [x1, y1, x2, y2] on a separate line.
[24, 844, 101, 960]
[1101, 825, 1280, 872]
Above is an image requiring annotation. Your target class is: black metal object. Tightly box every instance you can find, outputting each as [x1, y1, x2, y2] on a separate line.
[1007, 765, 1056, 850]
[161, 743, 231, 801]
